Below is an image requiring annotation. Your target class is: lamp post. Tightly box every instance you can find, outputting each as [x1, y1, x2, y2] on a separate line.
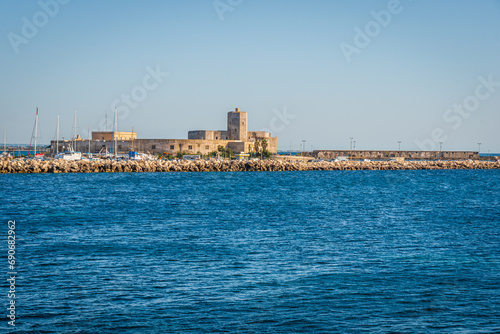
[477, 142, 481, 153]
[349, 137, 353, 159]
[439, 142, 443, 152]
[397, 141, 401, 152]
[302, 140, 306, 157]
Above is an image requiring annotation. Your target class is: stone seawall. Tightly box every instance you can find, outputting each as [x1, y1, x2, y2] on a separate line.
[1, 159, 499, 174]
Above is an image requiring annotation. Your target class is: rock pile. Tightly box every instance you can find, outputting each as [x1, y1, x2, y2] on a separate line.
[1, 158, 499, 174]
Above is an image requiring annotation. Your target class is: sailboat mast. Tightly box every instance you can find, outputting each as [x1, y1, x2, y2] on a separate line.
[34, 107, 38, 156]
[114, 107, 118, 158]
[131, 127, 134, 151]
[72, 109, 77, 151]
[56, 115, 60, 155]
[73, 110, 77, 140]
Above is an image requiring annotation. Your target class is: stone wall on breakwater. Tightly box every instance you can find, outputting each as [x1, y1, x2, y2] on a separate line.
[314, 150, 479, 160]
[1, 159, 499, 174]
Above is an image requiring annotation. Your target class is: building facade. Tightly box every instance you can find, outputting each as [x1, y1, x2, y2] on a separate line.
[92, 131, 137, 141]
[187, 108, 276, 154]
[51, 108, 277, 156]
[313, 150, 479, 160]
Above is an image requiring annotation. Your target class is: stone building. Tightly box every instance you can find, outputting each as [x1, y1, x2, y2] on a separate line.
[91, 131, 137, 141]
[187, 108, 276, 154]
[51, 108, 277, 156]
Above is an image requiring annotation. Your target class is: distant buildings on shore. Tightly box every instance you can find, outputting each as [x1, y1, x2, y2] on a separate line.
[313, 150, 479, 160]
[51, 108, 278, 156]
[45, 107, 484, 160]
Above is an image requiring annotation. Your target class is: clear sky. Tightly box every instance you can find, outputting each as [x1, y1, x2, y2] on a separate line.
[1, 0, 499, 152]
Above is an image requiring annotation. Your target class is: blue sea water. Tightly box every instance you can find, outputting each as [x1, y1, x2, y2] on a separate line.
[1, 170, 499, 333]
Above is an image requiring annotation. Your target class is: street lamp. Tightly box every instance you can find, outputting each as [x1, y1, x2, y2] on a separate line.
[349, 137, 353, 159]
[302, 140, 306, 156]
[477, 142, 482, 153]
[439, 142, 443, 152]
[397, 141, 401, 151]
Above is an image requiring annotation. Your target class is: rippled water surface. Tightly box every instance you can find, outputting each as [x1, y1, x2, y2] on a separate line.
[1, 170, 499, 333]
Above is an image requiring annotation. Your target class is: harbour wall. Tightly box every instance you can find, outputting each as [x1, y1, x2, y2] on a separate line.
[1, 159, 498, 174]
[313, 150, 479, 160]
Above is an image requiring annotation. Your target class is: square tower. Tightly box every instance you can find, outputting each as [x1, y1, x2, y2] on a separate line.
[227, 108, 248, 141]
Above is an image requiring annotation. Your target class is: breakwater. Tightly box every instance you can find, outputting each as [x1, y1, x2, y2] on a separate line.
[1, 159, 499, 173]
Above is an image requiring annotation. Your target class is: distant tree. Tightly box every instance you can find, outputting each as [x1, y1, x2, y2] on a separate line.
[262, 149, 272, 159]
[206, 151, 218, 158]
[262, 139, 268, 152]
[254, 140, 260, 153]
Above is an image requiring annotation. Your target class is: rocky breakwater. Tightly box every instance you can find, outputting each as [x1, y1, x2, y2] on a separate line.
[1, 159, 499, 174]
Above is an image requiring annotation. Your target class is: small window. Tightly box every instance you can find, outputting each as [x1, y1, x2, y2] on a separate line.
[152, 145, 156, 150]
[188, 145, 193, 150]
[216, 137, 218, 140]
[170, 145, 174, 150]
[205, 146, 209, 150]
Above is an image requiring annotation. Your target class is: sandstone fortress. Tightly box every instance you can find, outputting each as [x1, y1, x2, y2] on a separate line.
[51, 108, 277, 156]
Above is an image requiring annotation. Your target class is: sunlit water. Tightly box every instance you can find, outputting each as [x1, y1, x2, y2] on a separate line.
[1, 170, 499, 333]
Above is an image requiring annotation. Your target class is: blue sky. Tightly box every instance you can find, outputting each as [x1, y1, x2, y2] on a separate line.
[1, 0, 499, 152]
